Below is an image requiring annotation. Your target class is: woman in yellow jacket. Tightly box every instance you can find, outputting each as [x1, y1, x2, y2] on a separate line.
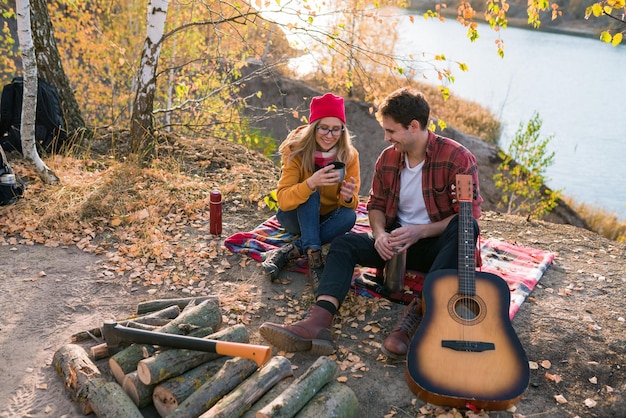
[263, 93, 360, 289]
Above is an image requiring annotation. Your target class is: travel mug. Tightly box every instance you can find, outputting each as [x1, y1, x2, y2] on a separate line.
[209, 190, 222, 235]
[383, 248, 406, 293]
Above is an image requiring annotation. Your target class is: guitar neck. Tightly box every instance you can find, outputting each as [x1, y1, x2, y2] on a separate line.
[456, 175, 476, 296]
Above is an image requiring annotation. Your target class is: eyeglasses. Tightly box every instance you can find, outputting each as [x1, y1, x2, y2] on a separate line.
[316, 126, 344, 137]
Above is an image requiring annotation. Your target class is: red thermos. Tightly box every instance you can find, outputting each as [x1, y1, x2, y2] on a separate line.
[209, 190, 222, 235]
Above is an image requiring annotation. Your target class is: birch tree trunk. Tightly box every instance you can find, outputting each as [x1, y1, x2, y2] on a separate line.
[15, 0, 59, 184]
[130, 0, 169, 156]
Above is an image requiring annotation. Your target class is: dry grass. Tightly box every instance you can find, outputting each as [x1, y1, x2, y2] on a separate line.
[564, 197, 626, 242]
[0, 134, 279, 289]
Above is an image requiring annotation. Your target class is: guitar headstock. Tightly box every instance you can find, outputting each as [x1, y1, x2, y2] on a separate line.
[456, 174, 474, 203]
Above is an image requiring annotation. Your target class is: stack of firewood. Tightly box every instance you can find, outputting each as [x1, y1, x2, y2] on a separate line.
[53, 296, 358, 417]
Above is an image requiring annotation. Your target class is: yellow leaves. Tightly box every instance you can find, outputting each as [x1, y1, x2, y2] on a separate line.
[591, 2, 606, 17]
[600, 30, 623, 46]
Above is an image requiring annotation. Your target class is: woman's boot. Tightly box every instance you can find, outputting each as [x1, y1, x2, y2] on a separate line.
[306, 249, 324, 292]
[259, 304, 334, 355]
[262, 243, 301, 281]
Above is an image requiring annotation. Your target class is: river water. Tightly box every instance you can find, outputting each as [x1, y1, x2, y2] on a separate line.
[393, 10, 626, 219]
[277, 5, 626, 219]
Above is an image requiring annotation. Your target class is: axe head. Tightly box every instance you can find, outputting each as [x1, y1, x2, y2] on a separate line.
[101, 321, 125, 348]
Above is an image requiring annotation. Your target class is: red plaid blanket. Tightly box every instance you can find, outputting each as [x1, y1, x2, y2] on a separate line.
[225, 203, 554, 319]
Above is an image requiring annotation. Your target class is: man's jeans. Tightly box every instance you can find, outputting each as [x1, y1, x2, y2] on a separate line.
[316, 215, 479, 306]
[276, 190, 357, 253]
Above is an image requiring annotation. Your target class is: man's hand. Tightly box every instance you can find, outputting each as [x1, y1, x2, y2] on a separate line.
[387, 226, 419, 253]
[374, 231, 397, 261]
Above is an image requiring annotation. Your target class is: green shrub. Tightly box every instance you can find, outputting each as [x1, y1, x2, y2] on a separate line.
[494, 112, 561, 220]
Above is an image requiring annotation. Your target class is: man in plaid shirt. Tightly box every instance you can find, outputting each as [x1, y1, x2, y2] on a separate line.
[260, 87, 483, 359]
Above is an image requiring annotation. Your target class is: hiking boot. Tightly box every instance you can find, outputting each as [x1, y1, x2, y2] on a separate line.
[382, 298, 422, 359]
[259, 304, 335, 355]
[306, 249, 324, 292]
[262, 243, 300, 282]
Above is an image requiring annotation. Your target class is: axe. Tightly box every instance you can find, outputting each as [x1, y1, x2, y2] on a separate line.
[101, 321, 271, 367]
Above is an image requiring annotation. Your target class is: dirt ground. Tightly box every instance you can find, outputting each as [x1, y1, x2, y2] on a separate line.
[1, 198, 625, 417]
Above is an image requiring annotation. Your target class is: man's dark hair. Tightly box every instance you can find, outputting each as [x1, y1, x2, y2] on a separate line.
[377, 87, 430, 130]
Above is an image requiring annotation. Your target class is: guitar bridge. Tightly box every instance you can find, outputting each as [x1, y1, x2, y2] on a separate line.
[441, 340, 495, 352]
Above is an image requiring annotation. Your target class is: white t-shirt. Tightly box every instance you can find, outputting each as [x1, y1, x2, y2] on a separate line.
[397, 159, 431, 226]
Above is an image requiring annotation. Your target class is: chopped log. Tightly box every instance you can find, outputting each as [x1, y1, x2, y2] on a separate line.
[294, 381, 359, 418]
[141, 345, 159, 359]
[137, 324, 249, 385]
[136, 295, 219, 315]
[109, 344, 148, 385]
[199, 356, 294, 418]
[241, 377, 295, 418]
[70, 327, 102, 343]
[122, 370, 156, 408]
[124, 320, 162, 331]
[53, 343, 102, 414]
[152, 357, 229, 417]
[71, 305, 180, 343]
[131, 304, 181, 325]
[90, 342, 118, 360]
[87, 378, 144, 418]
[109, 299, 222, 384]
[168, 357, 259, 418]
[255, 356, 338, 418]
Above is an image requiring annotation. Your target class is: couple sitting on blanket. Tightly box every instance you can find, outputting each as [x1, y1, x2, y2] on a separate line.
[260, 88, 483, 359]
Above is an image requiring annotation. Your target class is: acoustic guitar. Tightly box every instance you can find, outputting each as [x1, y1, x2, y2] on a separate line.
[405, 174, 529, 411]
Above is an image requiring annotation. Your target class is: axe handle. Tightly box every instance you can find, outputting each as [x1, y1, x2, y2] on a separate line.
[105, 322, 271, 367]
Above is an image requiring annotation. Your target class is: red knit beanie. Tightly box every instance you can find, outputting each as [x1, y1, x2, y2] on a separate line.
[309, 93, 346, 124]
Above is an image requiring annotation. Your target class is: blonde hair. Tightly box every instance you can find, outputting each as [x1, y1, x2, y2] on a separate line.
[279, 121, 355, 174]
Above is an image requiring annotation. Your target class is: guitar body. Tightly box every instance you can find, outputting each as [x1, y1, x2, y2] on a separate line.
[405, 268, 530, 410]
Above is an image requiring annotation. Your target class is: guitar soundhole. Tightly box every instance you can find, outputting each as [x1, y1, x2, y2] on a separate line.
[448, 295, 487, 325]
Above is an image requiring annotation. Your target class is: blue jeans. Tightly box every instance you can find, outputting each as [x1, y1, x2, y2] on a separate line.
[276, 190, 357, 254]
[317, 215, 479, 306]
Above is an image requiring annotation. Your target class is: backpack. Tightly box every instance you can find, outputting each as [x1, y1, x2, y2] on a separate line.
[0, 146, 25, 206]
[0, 77, 68, 154]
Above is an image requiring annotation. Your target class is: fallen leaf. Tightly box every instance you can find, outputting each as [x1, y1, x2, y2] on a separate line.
[540, 360, 552, 369]
[545, 372, 563, 383]
[554, 394, 568, 404]
[584, 398, 597, 408]
[589, 376, 597, 384]
[336, 376, 348, 383]
[529, 361, 539, 370]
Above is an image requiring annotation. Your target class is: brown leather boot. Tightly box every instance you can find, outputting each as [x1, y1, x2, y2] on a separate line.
[262, 243, 301, 282]
[259, 304, 335, 355]
[382, 298, 422, 360]
[306, 249, 324, 292]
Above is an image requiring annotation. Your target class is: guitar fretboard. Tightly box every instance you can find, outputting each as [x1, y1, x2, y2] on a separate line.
[456, 175, 476, 296]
